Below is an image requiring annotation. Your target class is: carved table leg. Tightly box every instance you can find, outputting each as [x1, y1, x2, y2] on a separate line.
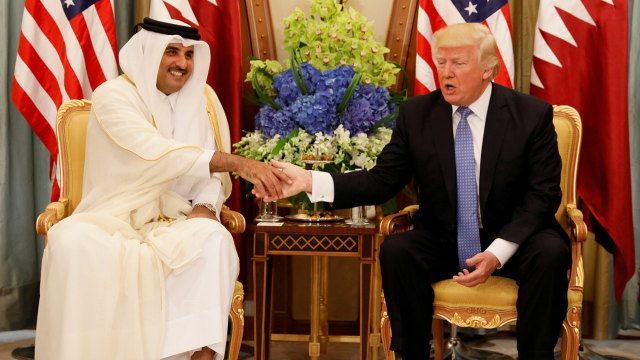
[309, 256, 321, 360]
[253, 232, 272, 360]
[319, 256, 330, 354]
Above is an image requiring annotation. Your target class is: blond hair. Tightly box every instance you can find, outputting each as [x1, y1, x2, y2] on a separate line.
[433, 23, 500, 80]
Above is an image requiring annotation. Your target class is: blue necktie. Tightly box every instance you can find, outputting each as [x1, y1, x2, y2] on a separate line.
[455, 107, 481, 270]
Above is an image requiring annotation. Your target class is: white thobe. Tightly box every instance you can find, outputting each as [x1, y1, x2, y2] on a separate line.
[35, 77, 238, 360]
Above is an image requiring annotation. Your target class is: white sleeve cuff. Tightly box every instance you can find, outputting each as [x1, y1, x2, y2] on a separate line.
[192, 174, 225, 218]
[308, 170, 335, 203]
[485, 238, 519, 268]
[184, 149, 215, 179]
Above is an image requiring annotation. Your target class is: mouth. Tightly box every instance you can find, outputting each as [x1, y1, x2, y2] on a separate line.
[169, 68, 187, 78]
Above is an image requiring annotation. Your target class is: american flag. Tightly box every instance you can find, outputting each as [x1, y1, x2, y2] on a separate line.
[11, 0, 119, 200]
[415, 0, 514, 95]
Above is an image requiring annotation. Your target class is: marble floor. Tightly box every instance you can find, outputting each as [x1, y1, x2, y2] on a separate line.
[1, 329, 639, 360]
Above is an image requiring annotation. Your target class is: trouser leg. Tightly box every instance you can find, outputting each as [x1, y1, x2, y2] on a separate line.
[497, 227, 571, 360]
[379, 230, 458, 359]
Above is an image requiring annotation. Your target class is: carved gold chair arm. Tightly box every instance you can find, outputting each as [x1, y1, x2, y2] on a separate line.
[379, 205, 419, 237]
[566, 203, 586, 291]
[221, 204, 246, 234]
[36, 198, 70, 236]
[567, 204, 587, 243]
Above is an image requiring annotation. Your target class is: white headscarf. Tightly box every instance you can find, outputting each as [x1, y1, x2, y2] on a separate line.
[118, 19, 213, 148]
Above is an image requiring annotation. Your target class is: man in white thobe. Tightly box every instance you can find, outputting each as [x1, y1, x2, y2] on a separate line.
[35, 18, 288, 360]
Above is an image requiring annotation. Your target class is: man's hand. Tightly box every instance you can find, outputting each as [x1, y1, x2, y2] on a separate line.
[187, 205, 219, 221]
[209, 152, 292, 201]
[235, 158, 291, 201]
[269, 159, 313, 198]
[452, 251, 501, 287]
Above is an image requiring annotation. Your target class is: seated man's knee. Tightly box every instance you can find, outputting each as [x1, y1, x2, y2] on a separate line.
[380, 232, 414, 266]
[530, 230, 571, 271]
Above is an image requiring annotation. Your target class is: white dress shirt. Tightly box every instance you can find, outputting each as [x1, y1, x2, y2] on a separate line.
[308, 84, 518, 267]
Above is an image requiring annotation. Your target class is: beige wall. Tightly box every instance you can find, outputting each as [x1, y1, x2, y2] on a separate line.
[269, 0, 393, 61]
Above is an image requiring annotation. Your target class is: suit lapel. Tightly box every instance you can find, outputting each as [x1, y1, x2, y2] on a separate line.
[430, 97, 457, 210]
[479, 84, 509, 213]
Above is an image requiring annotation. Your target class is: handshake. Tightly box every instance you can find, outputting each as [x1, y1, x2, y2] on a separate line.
[246, 159, 314, 202]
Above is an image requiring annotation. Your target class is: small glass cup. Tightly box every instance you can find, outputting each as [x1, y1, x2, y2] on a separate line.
[258, 200, 281, 222]
[346, 205, 369, 226]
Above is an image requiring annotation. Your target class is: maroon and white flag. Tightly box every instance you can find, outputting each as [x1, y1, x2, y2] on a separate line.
[531, 0, 633, 301]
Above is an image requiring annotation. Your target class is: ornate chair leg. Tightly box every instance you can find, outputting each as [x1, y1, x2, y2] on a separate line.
[380, 292, 396, 360]
[432, 318, 445, 360]
[227, 281, 245, 360]
[561, 306, 581, 360]
[442, 324, 513, 360]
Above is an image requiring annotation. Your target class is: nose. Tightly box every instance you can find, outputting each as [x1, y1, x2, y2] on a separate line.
[443, 62, 454, 77]
[174, 54, 188, 69]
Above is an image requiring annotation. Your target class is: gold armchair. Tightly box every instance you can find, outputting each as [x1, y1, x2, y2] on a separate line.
[379, 105, 586, 360]
[36, 99, 246, 360]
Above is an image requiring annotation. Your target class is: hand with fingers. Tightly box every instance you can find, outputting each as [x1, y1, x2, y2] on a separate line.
[269, 159, 314, 199]
[452, 251, 501, 287]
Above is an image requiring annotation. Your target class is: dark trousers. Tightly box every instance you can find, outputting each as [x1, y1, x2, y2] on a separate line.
[379, 227, 571, 360]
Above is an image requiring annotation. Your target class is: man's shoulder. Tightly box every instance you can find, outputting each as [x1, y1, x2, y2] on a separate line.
[400, 90, 446, 117]
[492, 83, 551, 111]
[93, 76, 139, 100]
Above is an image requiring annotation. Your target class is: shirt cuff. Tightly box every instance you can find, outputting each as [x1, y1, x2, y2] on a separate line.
[184, 149, 215, 179]
[485, 238, 519, 269]
[192, 174, 224, 218]
[308, 171, 334, 203]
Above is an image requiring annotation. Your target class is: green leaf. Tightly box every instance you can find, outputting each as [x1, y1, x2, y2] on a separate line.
[270, 128, 300, 156]
[390, 61, 409, 97]
[289, 56, 309, 95]
[370, 107, 399, 131]
[381, 197, 398, 215]
[337, 73, 362, 113]
[252, 71, 281, 110]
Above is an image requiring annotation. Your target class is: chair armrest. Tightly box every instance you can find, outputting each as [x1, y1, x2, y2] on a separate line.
[36, 198, 70, 236]
[566, 203, 586, 291]
[379, 205, 419, 236]
[221, 204, 246, 234]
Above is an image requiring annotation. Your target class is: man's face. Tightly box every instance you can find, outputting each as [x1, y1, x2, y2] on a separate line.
[156, 43, 194, 95]
[435, 45, 492, 106]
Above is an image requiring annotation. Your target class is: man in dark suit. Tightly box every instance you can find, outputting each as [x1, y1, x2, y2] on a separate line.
[268, 22, 570, 360]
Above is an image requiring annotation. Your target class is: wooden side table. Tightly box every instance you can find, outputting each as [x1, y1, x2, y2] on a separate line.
[251, 221, 377, 360]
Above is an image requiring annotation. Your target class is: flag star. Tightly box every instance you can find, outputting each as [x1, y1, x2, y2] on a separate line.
[64, 0, 75, 7]
[465, 1, 478, 16]
[207, 0, 218, 5]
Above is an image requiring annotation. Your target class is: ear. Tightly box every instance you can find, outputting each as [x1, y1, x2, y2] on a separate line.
[482, 67, 493, 81]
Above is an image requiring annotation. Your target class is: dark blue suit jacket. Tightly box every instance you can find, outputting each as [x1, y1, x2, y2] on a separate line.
[330, 83, 564, 246]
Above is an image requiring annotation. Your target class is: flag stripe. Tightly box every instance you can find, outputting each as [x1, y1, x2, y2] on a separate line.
[11, 79, 58, 156]
[94, 0, 119, 61]
[70, 14, 106, 90]
[14, 56, 60, 132]
[26, 0, 84, 98]
[17, 33, 63, 107]
[416, 0, 514, 95]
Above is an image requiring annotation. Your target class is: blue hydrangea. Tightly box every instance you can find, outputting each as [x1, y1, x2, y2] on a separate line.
[256, 63, 395, 137]
[255, 106, 297, 137]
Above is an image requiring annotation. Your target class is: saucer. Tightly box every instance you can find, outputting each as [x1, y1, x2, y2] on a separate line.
[256, 215, 283, 222]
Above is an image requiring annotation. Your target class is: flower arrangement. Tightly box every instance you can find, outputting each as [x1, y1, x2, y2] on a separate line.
[233, 0, 405, 212]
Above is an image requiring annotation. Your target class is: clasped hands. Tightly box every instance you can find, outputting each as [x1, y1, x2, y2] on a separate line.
[251, 159, 313, 202]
